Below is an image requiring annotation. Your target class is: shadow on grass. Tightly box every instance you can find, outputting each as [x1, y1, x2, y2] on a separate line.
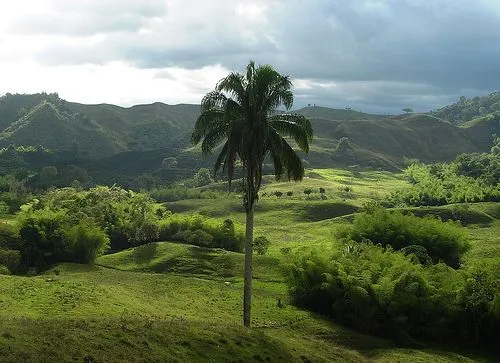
[297, 203, 359, 222]
[132, 243, 158, 264]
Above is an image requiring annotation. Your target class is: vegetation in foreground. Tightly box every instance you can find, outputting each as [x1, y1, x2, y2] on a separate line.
[0, 160, 499, 361]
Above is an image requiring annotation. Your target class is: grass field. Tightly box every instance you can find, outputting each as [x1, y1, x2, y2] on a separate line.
[0, 168, 499, 362]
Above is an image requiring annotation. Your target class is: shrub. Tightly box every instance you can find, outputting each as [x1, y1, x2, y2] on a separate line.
[17, 208, 110, 269]
[0, 264, 10, 275]
[0, 222, 22, 250]
[159, 215, 243, 251]
[337, 207, 469, 268]
[391, 157, 500, 206]
[19, 209, 70, 270]
[284, 244, 500, 345]
[149, 186, 220, 202]
[21, 186, 163, 252]
[64, 221, 110, 264]
[253, 236, 270, 255]
[0, 248, 21, 273]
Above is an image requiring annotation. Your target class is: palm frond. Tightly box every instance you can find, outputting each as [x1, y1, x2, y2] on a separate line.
[201, 91, 227, 112]
[266, 129, 304, 182]
[201, 123, 228, 154]
[268, 114, 313, 152]
[191, 109, 225, 144]
[217, 73, 246, 105]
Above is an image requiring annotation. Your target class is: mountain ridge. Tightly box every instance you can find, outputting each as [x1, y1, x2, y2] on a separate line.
[0, 92, 499, 183]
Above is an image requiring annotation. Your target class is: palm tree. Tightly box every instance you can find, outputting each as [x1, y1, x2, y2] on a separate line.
[191, 61, 313, 327]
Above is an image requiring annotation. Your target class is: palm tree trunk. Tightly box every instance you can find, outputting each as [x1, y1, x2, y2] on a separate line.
[243, 203, 254, 327]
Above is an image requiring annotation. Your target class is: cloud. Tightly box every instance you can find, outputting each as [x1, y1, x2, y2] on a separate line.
[1, 0, 499, 112]
[7, 0, 166, 36]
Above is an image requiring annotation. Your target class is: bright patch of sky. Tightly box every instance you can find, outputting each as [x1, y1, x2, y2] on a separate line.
[1, 0, 499, 113]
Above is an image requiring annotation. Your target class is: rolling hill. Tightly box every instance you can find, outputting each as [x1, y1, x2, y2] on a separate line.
[0, 92, 498, 183]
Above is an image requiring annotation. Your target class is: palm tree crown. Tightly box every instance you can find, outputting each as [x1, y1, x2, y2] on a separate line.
[191, 61, 313, 206]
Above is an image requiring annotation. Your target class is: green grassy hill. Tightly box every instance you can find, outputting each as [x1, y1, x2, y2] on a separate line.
[0, 93, 498, 184]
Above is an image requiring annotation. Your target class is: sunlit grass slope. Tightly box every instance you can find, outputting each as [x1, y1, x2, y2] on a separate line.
[0, 168, 498, 362]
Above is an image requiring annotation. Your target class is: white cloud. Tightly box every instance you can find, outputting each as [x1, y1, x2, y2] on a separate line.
[0, 0, 499, 112]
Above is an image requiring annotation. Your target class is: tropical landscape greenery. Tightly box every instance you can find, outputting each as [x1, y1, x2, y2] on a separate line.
[0, 63, 499, 362]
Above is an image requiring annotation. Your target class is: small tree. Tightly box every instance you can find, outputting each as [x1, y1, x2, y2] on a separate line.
[402, 108, 414, 113]
[336, 137, 353, 154]
[274, 191, 283, 198]
[253, 236, 270, 255]
[304, 188, 312, 198]
[286, 191, 293, 197]
[195, 168, 214, 187]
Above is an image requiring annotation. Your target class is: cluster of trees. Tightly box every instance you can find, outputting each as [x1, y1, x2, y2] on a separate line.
[149, 185, 222, 202]
[262, 187, 327, 199]
[285, 208, 499, 346]
[390, 152, 500, 206]
[431, 92, 500, 124]
[0, 186, 244, 274]
[336, 207, 469, 268]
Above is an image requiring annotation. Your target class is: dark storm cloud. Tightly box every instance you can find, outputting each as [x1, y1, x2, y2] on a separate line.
[9, 0, 500, 111]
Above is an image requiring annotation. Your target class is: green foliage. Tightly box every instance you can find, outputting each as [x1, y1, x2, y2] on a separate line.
[400, 245, 432, 265]
[18, 186, 162, 262]
[491, 134, 500, 156]
[432, 92, 500, 124]
[0, 247, 21, 273]
[17, 210, 110, 270]
[19, 209, 70, 270]
[0, 264, 10, 275]
[253, 236, 270, 255]
[149, 186, 220, 202]
[184, 168, 213, 188]
[0, 222, 22, 250]
[391, 156, 500, 206]
[337, 207, 469, 267]
[64, 221, 110, 264]
[159, 215, 243, 251]
[285, 244, 500, 345]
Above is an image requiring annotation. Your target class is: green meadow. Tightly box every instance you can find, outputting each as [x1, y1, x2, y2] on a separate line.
[1, 168, 498, 362]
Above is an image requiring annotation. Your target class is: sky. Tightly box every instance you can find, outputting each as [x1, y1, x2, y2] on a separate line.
[0, 0, 499, 114]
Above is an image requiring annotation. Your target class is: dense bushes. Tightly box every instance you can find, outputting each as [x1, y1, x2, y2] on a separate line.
[149, 186, 220, 202]
[9, 186, 243, 271]
[18, 211, 110, 270]
[391, 154, 500, 206]
[285, 244, 500, 346]
[24, 186, 162, 252]
[159, 215, 243, 251]
[337, 207, 469, 268]
[64, 222, 110, 264]
[0, 247, 20, 273]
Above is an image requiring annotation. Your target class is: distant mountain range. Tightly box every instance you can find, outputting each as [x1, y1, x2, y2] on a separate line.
[0, 92, 498, 181]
